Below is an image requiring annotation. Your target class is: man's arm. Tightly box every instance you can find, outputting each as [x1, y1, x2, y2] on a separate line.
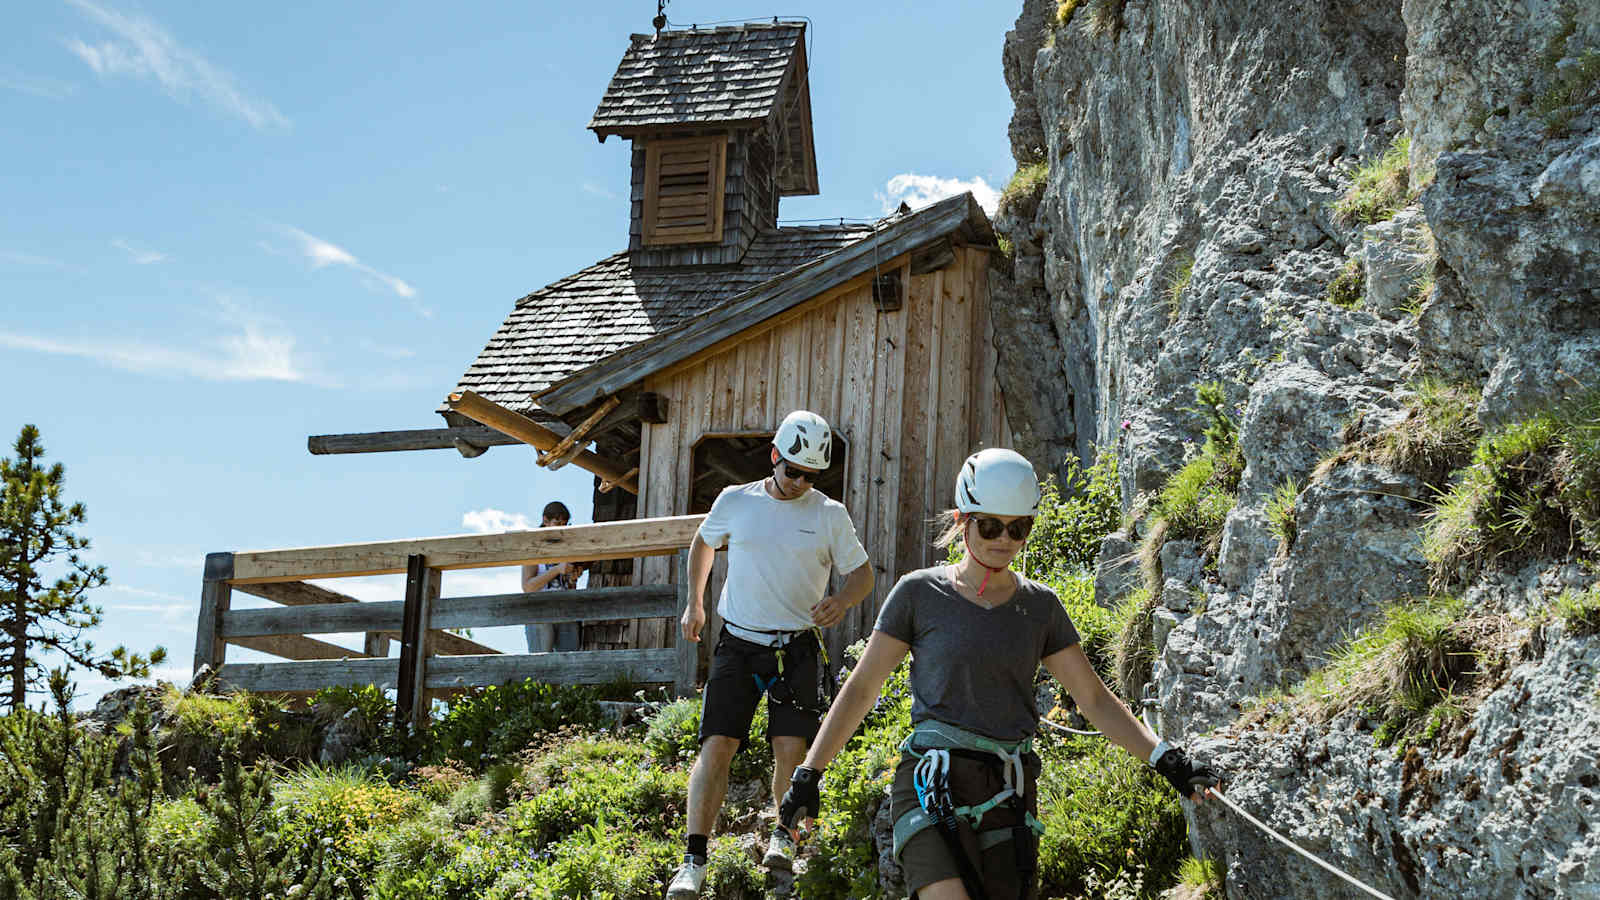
[679, 534, 717, 642]
[521, 563, 569, 593]
[810, 563, 873, 629]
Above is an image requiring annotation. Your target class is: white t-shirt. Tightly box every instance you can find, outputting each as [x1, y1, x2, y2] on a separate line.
[696, 480, 870, 632]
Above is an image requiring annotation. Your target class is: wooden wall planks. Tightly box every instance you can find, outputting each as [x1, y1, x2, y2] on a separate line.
[629, 249, 1003, 652]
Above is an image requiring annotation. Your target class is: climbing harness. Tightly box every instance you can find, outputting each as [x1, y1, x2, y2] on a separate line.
[724, 619, 828, 715]
[895, 720, 1045, 900]
[1033, 689, 1397, 900]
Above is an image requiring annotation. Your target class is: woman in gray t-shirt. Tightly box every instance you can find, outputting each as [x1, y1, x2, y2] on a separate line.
[779, 449, 1219, 900]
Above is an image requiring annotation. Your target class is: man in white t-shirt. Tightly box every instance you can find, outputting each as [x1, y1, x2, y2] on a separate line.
[667, 410, 874, 897]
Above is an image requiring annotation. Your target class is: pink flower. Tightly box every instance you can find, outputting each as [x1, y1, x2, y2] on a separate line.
[1121, 419, 1132, 430]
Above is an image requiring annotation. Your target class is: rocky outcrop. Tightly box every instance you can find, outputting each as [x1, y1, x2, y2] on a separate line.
[998, 0, 1600, 896]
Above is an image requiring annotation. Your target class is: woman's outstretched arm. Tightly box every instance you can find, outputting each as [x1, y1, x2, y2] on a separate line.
[802, 629, 911, 771]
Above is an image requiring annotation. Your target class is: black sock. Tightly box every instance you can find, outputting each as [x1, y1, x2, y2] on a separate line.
[686, 833, 708, 862]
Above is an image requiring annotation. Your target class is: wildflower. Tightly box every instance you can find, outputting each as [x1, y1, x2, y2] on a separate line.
[1121, 419, 1132, 430]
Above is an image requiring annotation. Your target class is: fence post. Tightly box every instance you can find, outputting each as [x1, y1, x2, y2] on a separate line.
[674, 548, 697, 698]
[194, 552, 234, 677]
[395, 554, 437, 727]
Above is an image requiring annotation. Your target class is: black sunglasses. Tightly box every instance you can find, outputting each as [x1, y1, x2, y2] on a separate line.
[780, 460, 823, 483]
[970, 515, 1034, 541]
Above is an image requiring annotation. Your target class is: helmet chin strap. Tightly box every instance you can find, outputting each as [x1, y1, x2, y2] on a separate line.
[963, 520, 1010, 596]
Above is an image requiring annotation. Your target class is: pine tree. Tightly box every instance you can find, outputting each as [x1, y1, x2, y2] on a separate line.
[0, 424, 166, 710]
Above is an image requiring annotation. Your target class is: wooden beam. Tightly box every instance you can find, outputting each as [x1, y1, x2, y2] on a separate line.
[194, 552, 233, 674]
[599, 467, 639, 494]
[227, 633, 372, 661]
[217, 657, 400, 694]
[538, 395, 621, 468]
[307, 426, 521, 455]
[221, 585, 679, 638]
[424, 649, 678, 690]
[447, 391, 639, 494]
[228, 514, 703, 583]
[910, 237, 957, 275]
[395, 556, 436, 726]
[233, 581, 358, 606]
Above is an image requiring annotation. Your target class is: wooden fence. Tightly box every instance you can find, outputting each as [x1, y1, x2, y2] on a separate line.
[194, 515, 704, 722]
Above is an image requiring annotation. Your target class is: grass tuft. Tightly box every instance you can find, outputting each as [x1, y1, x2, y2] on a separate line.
[1555, 584, 1600, 637]
[1334, 134, 1412, 226]
[998, 161, 1049, 217]
[1536, 49, 1600, 134]
[1265, 477, 1302, 552]
[1317, 379, 1482, 492]
[1166, 252, 1195, 321]
[1423, 385, 1600, 585]
[1081, 0, 1129, 39]
[1264, 595, 1519, 748]
[1112, 587, 1158, 702]
[1055, 0, 1085, 28]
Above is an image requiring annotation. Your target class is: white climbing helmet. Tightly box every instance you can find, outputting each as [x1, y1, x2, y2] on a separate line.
[774, 410, 833, 470]
[954, 448, 1040, 516]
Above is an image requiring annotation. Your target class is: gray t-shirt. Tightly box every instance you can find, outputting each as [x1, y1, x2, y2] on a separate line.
[874, 566, 1080, 742]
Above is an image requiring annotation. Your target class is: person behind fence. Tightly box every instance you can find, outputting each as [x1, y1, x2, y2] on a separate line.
[776, 448, 1222, 900]
[666, 410, 875, 899]
[521, 501, 584, 652]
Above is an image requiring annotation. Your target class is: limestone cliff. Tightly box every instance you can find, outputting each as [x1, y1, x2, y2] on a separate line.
[992, 1, 1600, 896]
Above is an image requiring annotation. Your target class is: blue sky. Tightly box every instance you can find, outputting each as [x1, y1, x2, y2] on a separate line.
[1, 0, 1019, 707]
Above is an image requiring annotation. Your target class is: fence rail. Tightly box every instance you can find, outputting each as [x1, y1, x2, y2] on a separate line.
[194, 515, 705, 722]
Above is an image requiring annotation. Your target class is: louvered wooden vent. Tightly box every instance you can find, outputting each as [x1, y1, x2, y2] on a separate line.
[642, 135, 727, 246]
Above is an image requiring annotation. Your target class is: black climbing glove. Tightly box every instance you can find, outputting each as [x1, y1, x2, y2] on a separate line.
[779, 766, 823, 833]
[1153, 745, 1220, 801]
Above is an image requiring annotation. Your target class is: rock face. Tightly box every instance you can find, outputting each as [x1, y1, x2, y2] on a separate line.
[995, 0, 1600, 896]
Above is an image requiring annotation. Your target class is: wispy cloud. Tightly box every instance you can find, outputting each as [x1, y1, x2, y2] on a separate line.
[462, 508, 534, 534]
[62, 0, 289, 131]
[103, 585, 190, 617]
[1, 250, 68, 268]
[0, 71, 77, 99]
[111, 237, 168, 264]
[0, 315, 313, 383]
[582, 182, 619, 201]
[877, 173, 1000, 216]
[273, 225, 426, 314]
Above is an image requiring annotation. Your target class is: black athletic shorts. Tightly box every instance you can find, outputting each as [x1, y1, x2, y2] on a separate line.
[698, 624, 822, 748]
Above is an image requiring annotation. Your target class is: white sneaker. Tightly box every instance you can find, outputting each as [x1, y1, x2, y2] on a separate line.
[667, 854, 707, 899]
[762, 829, 796, 871]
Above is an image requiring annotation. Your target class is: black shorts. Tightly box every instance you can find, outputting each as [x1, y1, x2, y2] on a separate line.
[889, 748, 1043, 899]
[698, 624, 822, 748]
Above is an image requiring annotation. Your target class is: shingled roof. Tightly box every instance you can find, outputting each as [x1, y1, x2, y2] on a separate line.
[444, 224, 873, 420]
[589, 22, 818, 195]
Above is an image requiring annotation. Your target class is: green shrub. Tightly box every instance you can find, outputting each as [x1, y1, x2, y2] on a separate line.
[1334, 134, 1412, 225]
[1034, 731, 1186, 898]
[1423, 386, 1600, 584]
[508, 740, 687, 848]
[1265, 477, 1302, 551]
[425, 678, 606, 769]
[643, 696, 703, 767]
[1022, 449, 1122, 582]
[1326, 256, 1364, 309]
[274, 763, 425, 891]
